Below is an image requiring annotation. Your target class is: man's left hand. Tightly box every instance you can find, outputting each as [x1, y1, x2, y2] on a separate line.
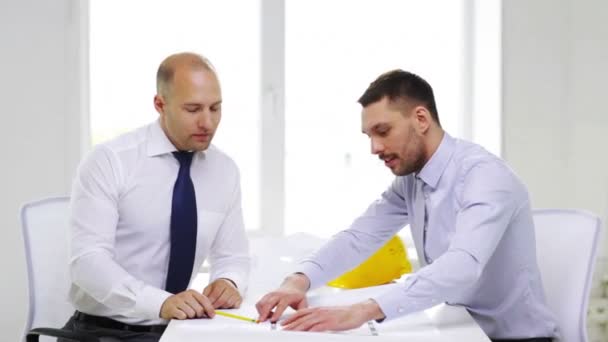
[281, 299, 385, 332]
[203, 278, 242, 309]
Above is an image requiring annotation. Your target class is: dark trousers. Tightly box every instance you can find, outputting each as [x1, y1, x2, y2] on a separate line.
[58, 311, 166, 342]
[491, 338, 553, 342]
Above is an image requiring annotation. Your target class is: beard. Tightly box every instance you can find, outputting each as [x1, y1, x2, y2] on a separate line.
[393, 150, 426, 176]
[378, 151, 425, 176]
[392, 130, 427, 176]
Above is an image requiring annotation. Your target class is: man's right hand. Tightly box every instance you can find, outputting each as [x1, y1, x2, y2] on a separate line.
[160, 289, 215, 320]
[255, 273, 310, 323]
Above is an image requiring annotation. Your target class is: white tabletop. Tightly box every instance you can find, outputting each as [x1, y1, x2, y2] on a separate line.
[160, 234, 491, 342]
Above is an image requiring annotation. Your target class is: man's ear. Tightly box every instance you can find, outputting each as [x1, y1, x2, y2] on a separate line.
[413, 106, 431, 134]
[153, 94, 165, 115]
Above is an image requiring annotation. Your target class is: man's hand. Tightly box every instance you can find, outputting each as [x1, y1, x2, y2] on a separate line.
[203, 278, 243, 309]
[255, 273, 310, 323]
[281, 299, 385, 332]
[160, 289, 215, 320]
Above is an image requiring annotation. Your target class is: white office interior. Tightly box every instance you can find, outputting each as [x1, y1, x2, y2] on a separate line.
[1, 0, 607, 341]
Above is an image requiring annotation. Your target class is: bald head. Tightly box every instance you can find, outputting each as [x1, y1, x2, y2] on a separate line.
[156, 52, 215, 98]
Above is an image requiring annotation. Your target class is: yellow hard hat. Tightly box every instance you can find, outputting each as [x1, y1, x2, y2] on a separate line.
[327, 235, 412, 289]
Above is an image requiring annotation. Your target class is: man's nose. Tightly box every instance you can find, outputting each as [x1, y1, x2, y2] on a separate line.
[371, 139, 384, 155]
[197, 110, 213, 129]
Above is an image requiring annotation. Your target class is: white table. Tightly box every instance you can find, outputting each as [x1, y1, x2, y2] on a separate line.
[160, 234, 491, 342]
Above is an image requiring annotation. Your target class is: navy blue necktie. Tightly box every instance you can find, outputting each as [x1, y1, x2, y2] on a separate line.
[165, 151, 198, 294]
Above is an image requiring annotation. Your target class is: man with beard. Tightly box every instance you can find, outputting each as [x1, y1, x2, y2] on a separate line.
[256, 70, 557, 342]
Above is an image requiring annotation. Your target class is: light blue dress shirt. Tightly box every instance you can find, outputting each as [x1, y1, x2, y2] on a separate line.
[296, 133, 558, 339]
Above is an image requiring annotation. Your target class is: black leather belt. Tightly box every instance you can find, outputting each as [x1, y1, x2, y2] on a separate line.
[74, 311, 167, 334]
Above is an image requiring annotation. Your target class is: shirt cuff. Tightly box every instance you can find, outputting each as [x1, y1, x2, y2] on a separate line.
[294, 260, 326, 290]
[372, 277, 434, 321]
[134, 285, 172, 320]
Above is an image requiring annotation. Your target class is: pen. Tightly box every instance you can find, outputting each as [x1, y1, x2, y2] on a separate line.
[215, 310, 259, 323]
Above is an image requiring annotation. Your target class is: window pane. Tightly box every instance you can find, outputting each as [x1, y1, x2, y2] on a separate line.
[90, 0, 261, 230]
[285, 0, 465, 237]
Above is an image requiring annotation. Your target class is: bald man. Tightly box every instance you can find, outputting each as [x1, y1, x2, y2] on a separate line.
[60, 53, 250, 341]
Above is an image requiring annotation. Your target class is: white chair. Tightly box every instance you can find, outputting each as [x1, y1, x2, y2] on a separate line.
[533, 209, 603, 342]
[21, 197, 99, 342]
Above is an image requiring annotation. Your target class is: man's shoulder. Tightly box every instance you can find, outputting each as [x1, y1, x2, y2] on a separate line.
[452, 139, 505, 171]
[451, 139, 527, 193]
[80, 124, 151, 173]
[99, 124, 150, 153]
[203, 144, 239, 172]
[449, 138, 525, 186]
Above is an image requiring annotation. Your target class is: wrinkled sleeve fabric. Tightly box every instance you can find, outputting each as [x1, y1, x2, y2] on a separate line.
[69, 146, 171, 319]
[295, 177, 410, 290]
[207, 166, 250, 294]
[373, 162, 525, 320]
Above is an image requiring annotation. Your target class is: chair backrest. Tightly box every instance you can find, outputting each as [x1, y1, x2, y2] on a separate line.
[21, 197, 74, 340]
[533, 209, 602, 342]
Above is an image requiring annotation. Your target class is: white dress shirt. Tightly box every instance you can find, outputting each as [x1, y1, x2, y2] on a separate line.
[296, 133, 558, 339]
[68, 120, 250, 325]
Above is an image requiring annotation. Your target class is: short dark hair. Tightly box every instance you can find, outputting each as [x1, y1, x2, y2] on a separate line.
[358, 69, 440, 125]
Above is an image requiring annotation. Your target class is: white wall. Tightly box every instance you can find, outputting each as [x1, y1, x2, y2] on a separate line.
[502, 4, 608, 338]
[0, 0, 86, 340]
[502, 0, 608, 278]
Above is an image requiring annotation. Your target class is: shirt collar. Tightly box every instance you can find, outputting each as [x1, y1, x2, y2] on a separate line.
[146, 119, 180, 157]
[416, 132, 456, 190]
